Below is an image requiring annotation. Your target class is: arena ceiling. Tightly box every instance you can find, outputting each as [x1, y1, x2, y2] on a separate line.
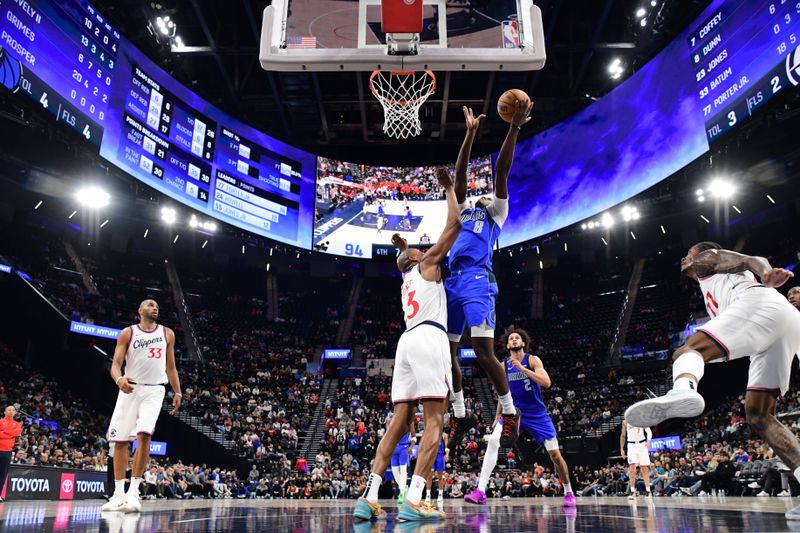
[90, 0, 712, 165]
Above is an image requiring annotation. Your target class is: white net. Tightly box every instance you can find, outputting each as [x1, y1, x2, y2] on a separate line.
[369, 70, 437, 139]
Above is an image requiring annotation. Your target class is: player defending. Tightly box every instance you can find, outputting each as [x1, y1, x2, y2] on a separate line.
[102, 299, 182, 513]
[353, 168, 460, 522]
[447, 103, 532, 449]
[464, 327, 576, 507]
[624, 243, 800, 519]
[620, 419, 652, 498]
[788, 286, 800, 310]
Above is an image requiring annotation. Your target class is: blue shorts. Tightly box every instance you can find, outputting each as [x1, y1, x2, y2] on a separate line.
[445, 268, 498, 336]
[499, 412, 557, 444]
[391, 450, 409, 468]
[433, 452, 446, 472]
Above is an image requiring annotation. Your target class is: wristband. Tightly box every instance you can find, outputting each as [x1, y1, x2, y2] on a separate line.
[174, 393, 183, 398]
[115, 376, 124, 385]
[511, 124, 521, 130]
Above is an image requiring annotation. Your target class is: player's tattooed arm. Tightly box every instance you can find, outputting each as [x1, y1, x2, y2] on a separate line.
[689, 249, 793, 287]
[455, 107, 484, 204]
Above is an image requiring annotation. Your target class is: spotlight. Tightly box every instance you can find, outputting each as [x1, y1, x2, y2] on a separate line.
[695, 189, 704, 196]
[640, 18, 647, 27]
[581, 223, 587, 230]
[75, 186, 110, 208]
[608, 58, 624, 80]
[601, 212, 614, 228]
[698, 196, 705, 203]
[620, 205, 639, 222]
[189, 214, 199, 228]
[161, 207, 177, 225]
[651, 0, 657, 5]
[707, 179, 735, 199]
[636, 7, 646, 17]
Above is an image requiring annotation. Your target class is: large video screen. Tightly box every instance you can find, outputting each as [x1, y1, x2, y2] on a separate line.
[0, 0, 315, 249]
[98, 39, 315, 249]
[313, 157, 493, 258]
[500, 0, 800, 247]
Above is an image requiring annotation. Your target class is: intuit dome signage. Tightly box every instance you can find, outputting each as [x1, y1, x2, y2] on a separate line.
[0, 466, 106, 501]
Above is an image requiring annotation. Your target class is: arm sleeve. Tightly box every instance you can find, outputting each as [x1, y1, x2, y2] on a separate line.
[645, 427, 653, 440]
[485, 196, 509, 228]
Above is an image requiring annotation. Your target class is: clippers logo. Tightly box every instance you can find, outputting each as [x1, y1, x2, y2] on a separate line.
[787, 45, 800, 86]
[60, 473, 75, 500]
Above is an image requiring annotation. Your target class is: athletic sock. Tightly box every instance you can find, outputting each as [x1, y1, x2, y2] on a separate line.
[672, 351, 705, 391]
[425, 494, 431, 506]
[499, 392, 515, 415]
[127, 477, 141, 498]
[363, 473, 382, 502]
[563, 482, 573, 495]
[453, 391, 466, 418]
[114, 479, 126, 498]
[406, 475, 426, 506]
[478, 426, 501, 492]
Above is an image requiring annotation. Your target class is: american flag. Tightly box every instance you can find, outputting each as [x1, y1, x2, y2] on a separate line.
[287, 36, 317, 49]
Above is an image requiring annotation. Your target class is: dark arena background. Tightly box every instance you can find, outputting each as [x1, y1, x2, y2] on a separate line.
[0, 0, 799, 531]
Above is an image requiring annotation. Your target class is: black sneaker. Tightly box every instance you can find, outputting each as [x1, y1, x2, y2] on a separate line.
[499, 410, 519, 447]
[448, 413, 478, 450]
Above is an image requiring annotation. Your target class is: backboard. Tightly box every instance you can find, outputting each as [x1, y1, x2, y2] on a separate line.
[260, 0, 546, 72]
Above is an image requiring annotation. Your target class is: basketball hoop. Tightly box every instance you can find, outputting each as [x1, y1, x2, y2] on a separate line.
[369, 70, 436, 139]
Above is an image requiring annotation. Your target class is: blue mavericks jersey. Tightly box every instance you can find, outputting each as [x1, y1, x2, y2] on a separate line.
[438, 437, 445, 457]
[393, 432, 410, 454]
[450, 204, 501, 272]
[505, 354, 548, 416]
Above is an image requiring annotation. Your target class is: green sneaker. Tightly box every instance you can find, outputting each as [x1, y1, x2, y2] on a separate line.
[397, 499, 446, 522]
[397, 488, 408, 506]
[353, 497, 387, 521]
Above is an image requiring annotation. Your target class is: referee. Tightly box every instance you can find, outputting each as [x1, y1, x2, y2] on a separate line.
[0, 406, 22, 502]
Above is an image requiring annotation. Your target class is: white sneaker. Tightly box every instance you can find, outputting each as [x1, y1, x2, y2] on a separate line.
[779, 490, 791, 497]
[756, 491, 770, 497]
[697, 491, 708, 496]
[624, 388, 705, 428]
[101, 495, 127, 512]
[747, 482, 760, 489]
[122, 495, 142, 513]
[628, 493, 636, 500]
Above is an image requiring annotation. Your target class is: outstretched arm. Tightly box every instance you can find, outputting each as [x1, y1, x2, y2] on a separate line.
[688, 249, 793, 287]
[420, 169, 462, 271]
[494, 100, 533, 200]
[455, 107, 485, 204]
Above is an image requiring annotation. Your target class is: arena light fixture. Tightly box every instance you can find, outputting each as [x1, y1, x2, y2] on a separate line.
[630, 231, 636, 240]
[564, 243, 568, 252]
[767, 194, 775, 204]
[640, 18, 647, 27]
[651, 0, 658, 6]
[620, 205, 640, 222]
[707, 179, 736, 199]
[100, 219, 109, 228]
[700, 215, 710, 223]
[581, 223, 587, 230]
[173, 234, 180, 243]
[34, 200, 42, 210]
[601, 212, 615, 228]
[608, 58, 624, 80]
[143, 228, 149, 238]
[267, 263, 271, 272]
[601, 237, 608, 246]
[75, 186, 110, 208]
[732, 205, 741, 214]
[68, 210, 77, 219]
[161, 207, 177, 225]
[636, 7, 647, 17]
[202, 240, 208, 249]
[539, 260, 543, 269]
[660, 225, 666, 234]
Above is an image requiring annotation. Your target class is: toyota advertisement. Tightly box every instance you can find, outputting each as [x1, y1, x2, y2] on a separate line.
[0, 465, 106, 501]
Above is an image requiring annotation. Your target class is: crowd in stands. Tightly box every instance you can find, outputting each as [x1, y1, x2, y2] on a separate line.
[315, 156, 493, 215]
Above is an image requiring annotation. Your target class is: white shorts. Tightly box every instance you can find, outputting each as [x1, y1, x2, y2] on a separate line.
[391, 324, 453, 403]
[107, 384, 165, 442]
[627, 444, 650, 466]
[697, 288, 800, 396]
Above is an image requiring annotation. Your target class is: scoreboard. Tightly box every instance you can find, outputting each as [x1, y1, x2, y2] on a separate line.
[691, 0, 800, 142]
[0, 0, 119, 144]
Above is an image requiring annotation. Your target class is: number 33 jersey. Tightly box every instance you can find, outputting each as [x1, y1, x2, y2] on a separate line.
[400, 265, 447, 331]
[125, 324, 169, 384]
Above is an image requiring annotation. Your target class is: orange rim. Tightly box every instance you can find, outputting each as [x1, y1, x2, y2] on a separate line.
[369, 70, 437, 106]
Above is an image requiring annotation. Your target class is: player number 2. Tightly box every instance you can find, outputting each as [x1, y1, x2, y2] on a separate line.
[524, 380, 532, 392]
[147, 348, 163, 359]
[405, 291, 420, 320]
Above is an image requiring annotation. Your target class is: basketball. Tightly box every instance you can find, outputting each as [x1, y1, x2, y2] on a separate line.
[497, 89, 530, 123]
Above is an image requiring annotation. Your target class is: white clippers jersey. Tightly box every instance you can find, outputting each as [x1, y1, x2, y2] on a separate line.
[400, 265, 447, 330]
[125, 324, 169, 385]
[697, 271, 762, 318]
[626, 423, 650, 443]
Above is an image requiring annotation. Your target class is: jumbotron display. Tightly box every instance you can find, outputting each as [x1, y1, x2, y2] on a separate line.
[500, 0, 800, 247]
[1, 0, 798, 253]
[313, 157, 493, 259]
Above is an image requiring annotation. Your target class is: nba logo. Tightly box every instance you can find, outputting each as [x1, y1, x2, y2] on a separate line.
[501, 21, 519, 49]
[787, 45, 800, 86]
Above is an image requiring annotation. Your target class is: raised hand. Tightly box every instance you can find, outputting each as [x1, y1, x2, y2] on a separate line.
[391, 233, 408, 251]
[511, 100, 534, 127]
[464, 106, 486, 132]
[436, 167, 454, 189]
